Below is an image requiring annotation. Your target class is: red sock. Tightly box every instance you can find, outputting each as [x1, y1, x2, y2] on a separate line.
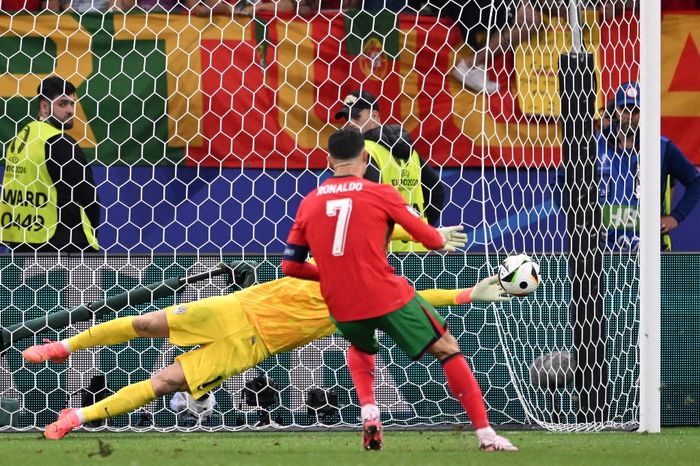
[347, 345, 376, 406]
[442, 354, 490, 429]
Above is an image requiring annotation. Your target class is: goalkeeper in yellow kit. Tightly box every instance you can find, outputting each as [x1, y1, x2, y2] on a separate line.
[23, 255, 509, 439]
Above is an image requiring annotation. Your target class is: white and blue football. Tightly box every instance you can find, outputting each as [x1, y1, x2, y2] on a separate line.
[497, 254, 540, 296]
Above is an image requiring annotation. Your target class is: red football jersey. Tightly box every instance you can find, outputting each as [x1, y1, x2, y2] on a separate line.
[286, 176, 444, 322]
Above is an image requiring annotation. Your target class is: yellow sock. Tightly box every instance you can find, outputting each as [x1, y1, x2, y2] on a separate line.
[417, 289, 460, 307]
[79, 380, 156, 423]
[67, 316, 138, 352]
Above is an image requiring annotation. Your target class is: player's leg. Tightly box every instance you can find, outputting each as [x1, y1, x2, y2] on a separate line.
[46, 317, 270, 442]
[385, 296, 489, 429]
[379, 294, 516, 452]
[347, 346, 376, 407]
[22, 310, 170, 364]
[332, 318, 383, 451]
[44, 361, 187, 440]
[426, 333, 516, 451]
[44, 293, 256, 439]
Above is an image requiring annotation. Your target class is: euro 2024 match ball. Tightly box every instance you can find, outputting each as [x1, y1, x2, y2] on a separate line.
[498, 254, 540, 296]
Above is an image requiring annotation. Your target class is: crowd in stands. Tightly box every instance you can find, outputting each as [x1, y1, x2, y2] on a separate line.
[0, 0, 361, 14]
[2, 0, 699, 15]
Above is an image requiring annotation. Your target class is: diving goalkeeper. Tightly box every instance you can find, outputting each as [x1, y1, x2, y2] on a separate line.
[23, 267, 508, 440]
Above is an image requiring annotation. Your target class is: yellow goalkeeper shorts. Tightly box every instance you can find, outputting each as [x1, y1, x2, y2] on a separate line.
[165, 294, 271, 400]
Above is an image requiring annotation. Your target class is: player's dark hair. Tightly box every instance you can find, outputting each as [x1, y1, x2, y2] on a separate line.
[37, 76, 76, 103]
[328, 127, 365, 161]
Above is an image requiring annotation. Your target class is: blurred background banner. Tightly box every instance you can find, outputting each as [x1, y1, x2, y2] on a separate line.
[3, 11, 700, 251]
[1, 11, 698, 167]
[661, 12, 700, 166]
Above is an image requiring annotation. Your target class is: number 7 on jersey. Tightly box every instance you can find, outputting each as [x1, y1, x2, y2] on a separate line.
[326, 198, 352, 256]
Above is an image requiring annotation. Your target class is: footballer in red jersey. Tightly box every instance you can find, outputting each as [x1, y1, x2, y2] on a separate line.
[284, 174, 443, 322]
[282, 127, 517, 453]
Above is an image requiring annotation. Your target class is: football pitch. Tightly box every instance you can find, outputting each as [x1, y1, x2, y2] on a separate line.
[1, 428, 699, 466]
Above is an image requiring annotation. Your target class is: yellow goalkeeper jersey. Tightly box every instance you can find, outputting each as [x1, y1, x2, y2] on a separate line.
[236, 276, 335, 355]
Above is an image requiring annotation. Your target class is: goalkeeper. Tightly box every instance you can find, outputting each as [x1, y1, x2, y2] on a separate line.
[23, 236, 509, 440]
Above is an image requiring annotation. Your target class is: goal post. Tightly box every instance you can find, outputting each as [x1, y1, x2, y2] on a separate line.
[638, 0, 661, 434]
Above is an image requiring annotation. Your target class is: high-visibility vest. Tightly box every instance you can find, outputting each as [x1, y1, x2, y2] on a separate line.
[364, 139, 427, 252]
[661, 138, 672, 251]
[0, 120, 98, 249]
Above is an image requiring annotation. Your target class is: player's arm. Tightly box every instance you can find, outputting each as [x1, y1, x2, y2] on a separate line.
[417, 276, 511, 307]
[281, 246, 319, 281]
[281, 211, 320, 281]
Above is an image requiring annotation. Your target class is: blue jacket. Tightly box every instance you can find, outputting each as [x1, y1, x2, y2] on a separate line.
[597, 131, 700, 250]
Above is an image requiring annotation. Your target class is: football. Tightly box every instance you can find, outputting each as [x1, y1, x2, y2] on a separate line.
[529, 351, 576, 389]
[498, 254, 540, 296]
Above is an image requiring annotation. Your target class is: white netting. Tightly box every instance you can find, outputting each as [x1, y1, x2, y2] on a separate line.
[0, 1, 645, 432]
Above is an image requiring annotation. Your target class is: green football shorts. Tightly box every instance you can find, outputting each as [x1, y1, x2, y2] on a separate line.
[331, 294, 447, 360]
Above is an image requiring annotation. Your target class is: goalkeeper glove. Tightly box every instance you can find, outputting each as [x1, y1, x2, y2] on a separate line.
[438, 225, 468, 252]
[456, 276, 512, 304]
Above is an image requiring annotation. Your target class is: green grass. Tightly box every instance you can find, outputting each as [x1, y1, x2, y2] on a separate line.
[1, 429, 698, 466]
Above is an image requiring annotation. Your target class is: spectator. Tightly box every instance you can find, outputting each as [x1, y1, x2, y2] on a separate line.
[597, 82, 700, 251]
[335, 90, 445, 252]
[459, 1, 561, 94]
[451, 1, 642, 94]
[0, 77, 100, 253]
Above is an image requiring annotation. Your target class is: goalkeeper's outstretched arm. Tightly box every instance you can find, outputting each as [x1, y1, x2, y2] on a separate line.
[418, 276, 511, 306]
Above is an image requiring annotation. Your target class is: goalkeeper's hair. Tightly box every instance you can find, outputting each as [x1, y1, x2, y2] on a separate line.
[328, 127, 365, 161]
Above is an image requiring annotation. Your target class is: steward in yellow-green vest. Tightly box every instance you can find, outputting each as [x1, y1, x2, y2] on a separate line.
[1, 120, 99, 252]
[363, 125, 445, 252]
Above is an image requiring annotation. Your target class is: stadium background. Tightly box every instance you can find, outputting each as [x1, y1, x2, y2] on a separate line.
[2, 10, 700, 252]
[0, 7, 698, 428]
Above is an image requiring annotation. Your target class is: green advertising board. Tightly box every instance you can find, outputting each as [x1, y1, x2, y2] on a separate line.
[0, 254, 696, 428]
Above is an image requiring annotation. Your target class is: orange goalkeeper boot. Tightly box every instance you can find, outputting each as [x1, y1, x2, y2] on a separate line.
[22, 339, 70, 364]
[44, 408, 81, 440]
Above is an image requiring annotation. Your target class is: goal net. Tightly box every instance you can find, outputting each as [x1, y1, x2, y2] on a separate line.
[0, 1, 651, 432]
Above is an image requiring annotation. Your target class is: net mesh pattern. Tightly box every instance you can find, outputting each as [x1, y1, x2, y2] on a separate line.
[0, 2, 653, 431]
